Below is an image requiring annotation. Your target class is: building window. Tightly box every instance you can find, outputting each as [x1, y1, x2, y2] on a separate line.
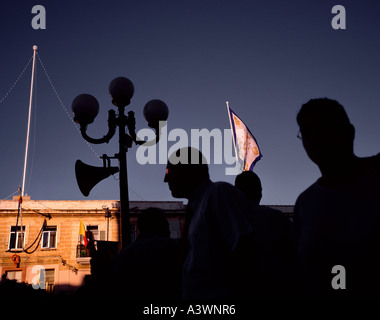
[76, 244, 90, 258]
[40, 268, 55, 293]
[5, 270, 22, 283]
[42, 226, 57, 249]
[77, 225, 100, 257]
[86, 225, 99, 241]
[77, 225, 107, 258]
[87, 225, 106, 246]
[9, 226, 26, 250]
[131, 224, 137, 242]
[169, 220, 181, 239]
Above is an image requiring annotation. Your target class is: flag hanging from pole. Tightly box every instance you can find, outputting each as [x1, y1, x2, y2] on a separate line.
[79, 219, 88, 247]
[226, 102, 262, 171]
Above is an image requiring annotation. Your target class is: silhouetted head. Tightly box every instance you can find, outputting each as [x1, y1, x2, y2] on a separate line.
[164, 147, 209, 199]
[297, 98, 355, 167]
[235, 171, 262, 205]
[137, 207, 170, 238]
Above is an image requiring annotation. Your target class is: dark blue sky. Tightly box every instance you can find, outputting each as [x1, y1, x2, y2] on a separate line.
[1, 0, 379, 205]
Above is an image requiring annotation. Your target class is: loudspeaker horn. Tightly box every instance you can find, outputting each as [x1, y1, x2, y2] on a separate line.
[75, 160, 119, 196]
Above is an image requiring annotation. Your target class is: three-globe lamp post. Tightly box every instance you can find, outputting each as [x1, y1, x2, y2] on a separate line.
[71, 77, 169, 249]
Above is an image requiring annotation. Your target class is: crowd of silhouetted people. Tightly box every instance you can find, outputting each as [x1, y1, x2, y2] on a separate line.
[75, 98, 380, 300]
[1, 98, 379, 300]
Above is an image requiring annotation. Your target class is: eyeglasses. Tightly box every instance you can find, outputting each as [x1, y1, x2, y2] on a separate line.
[297, 127, 337, 141]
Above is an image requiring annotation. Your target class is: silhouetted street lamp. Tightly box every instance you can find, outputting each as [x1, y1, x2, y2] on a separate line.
[72, 77, 169, 248]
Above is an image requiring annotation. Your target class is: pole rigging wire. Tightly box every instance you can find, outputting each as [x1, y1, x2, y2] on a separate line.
[1, 46, 145, 201]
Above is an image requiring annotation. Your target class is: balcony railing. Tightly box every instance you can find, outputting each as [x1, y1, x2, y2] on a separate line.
[76, 244, 91, 258]
[76, 244, 91, 265]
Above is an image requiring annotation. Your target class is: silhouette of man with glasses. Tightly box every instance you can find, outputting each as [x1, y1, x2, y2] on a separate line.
[294, 98, 380, 299]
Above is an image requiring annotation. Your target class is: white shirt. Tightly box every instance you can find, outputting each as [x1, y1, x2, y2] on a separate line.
[183, 180, 254, 299]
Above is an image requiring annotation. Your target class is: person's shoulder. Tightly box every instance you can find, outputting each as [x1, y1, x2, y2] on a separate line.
[252, 205, 291, 222]
[213, 181, 245, 197]
[299, 181, 320, 196]
[372, 153, 380, 172]
[295, 181, 320, 206]
[214, 181, 235, 189]
[356, 154, 380, 177]
[254, 205, 283, 215]
[208, 181, 250, 213]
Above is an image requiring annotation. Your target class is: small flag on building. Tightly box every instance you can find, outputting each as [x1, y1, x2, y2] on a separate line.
[79, 219, 88, 247]
[226, 101, 262, 171]
[18, 186, 22, 204]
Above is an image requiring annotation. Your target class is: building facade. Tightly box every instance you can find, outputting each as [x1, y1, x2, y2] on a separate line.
[0, 197, 293, 295]
[0, 198, 185, 294]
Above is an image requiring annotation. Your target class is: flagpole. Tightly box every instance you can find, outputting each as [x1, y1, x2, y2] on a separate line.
[21, 45, 38, 196]
[226, 101, 240, 166]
